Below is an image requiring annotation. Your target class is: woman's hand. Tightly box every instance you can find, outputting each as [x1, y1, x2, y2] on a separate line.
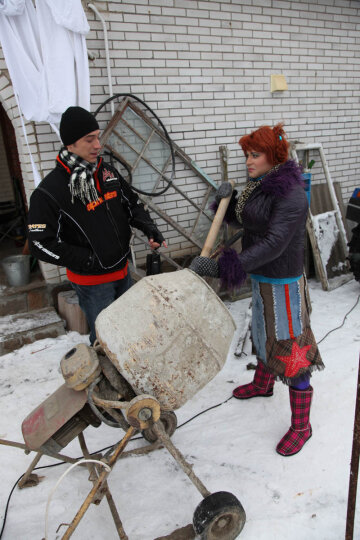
[215, 182, 233, 203]
[189, 256, 219, 278]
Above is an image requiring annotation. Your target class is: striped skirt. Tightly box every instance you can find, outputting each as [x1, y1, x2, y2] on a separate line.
[251, 276, 324, 385]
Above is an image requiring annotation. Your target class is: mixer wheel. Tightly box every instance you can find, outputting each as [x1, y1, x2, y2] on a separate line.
[193, 491, 246, 540]
[142, 410, 177, 443]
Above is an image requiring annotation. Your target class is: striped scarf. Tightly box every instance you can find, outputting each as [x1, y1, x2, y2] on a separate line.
[59, 147, 99, 205]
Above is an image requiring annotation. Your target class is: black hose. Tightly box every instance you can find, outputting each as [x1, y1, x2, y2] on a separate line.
[94, 93, 175, 197]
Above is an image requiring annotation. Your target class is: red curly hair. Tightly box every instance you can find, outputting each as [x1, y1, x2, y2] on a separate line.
[239, 123, 289, 166]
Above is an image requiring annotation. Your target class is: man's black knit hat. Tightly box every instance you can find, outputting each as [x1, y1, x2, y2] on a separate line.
[60, 106, 99, 146]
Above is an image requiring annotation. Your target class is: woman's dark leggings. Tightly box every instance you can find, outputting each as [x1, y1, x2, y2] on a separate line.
[291, 374, 311, 390]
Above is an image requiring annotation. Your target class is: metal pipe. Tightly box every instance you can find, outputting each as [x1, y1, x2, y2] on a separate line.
[61, 427, 135, 540]
[87, 3, 114, 116]
[153, 422, 211, 499]
[345, 355, 360, 540]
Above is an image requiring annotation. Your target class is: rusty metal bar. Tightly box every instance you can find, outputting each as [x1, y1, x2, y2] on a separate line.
[152, 423, 210, 499]
[17, 451, 42, 488]
[61, 426, 136, 540]
[91, 394, 128, 410]
[104, 490, 129, 540]
[119, 441, 160, 458]
[78, 433, 127, 538]
[0, 438, 30, 451]
[345, 355, 360, 540]
[78, 433, 99, 485]
[0, 438, 84, 466]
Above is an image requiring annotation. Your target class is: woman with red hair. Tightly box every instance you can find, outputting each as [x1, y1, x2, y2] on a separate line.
[191, 123, 324, 456]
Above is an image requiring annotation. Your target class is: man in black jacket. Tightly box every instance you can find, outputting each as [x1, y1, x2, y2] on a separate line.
[28, 106, 167, 344]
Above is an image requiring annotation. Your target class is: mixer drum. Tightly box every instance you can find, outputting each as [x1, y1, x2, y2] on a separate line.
[95, 269, 236, 410]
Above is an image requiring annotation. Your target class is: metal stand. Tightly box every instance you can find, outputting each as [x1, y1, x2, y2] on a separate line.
[0, 395, 213, 540]
[1, 394, 246, 539]
[0, 428, 159, 537]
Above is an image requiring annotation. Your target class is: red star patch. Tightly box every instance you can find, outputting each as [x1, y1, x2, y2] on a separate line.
[276, 341, 312, 378]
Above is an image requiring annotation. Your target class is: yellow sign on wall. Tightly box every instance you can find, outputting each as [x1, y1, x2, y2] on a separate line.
[271, 74, 288, 92]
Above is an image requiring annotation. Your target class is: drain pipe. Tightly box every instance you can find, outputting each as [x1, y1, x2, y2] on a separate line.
[87, 3, 115, 116]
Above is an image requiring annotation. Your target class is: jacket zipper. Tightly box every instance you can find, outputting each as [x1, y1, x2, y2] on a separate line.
[105, 199, 124, 253]
[95, 163, 125, 253]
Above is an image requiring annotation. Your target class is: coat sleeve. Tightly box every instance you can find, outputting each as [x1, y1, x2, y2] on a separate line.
[239, 186, 308, 273]
[27, 189, 94, 271]
[116, 174, 165, 242]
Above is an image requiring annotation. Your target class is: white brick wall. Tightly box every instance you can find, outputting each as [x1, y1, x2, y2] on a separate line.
[0, 0, 359, 281]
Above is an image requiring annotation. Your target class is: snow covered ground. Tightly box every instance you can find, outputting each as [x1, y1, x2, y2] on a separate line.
[0, 277, 359, 540]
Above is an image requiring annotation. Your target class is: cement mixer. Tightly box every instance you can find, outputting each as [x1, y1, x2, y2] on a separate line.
[17, 269, 246, 540]
[4, 185, 247, 538]
[95, 269, 235, 410]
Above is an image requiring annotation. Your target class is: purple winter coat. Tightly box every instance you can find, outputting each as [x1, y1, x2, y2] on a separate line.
[237, 160, 308, 279]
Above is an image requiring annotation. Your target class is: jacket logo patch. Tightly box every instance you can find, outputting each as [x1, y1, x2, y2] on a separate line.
[86, 191, 118, 211]
[103, 168, 117, 182]
[33, 240, 59, 259]
[28, 223, 46, 232]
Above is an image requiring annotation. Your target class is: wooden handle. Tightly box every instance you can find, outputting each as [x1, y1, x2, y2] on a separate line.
[201, 180, 235, 258]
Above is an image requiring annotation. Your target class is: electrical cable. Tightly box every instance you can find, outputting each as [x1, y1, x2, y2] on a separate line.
[317, 292, 360, 344]
[44, 459, 111, 540]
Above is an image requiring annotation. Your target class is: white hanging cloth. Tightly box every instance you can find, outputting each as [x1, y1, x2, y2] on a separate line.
[0, 0, 91, 186]
[0, 0, 90, 124]
[35, 0, 90, 124]
[0, 0, 26, 16]
[0, 0, 48, 121]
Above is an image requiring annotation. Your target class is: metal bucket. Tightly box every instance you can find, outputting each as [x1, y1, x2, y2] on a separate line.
[95, 269, 236, 410]
[1, 254, 30, 287]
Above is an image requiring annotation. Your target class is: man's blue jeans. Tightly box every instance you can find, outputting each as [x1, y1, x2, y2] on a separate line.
[72, 273, 132, 345]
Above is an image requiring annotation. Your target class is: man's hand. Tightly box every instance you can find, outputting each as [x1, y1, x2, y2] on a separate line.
[145, 224, 167, 250]
[149, 238, 168, 250]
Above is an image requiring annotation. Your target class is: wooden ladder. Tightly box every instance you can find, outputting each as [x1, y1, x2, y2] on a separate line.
[290, 141, 350, 291]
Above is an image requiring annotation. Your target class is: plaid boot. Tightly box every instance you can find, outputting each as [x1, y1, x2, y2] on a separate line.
[276, 386, 313, 456]
[233, 360, 275, 399]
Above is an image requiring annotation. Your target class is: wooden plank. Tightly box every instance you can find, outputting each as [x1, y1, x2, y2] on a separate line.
[306, 213, 329, 291]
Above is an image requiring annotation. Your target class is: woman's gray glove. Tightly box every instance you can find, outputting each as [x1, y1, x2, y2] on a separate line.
[189, 256, 219, 278]
[215, 182, 233, 203]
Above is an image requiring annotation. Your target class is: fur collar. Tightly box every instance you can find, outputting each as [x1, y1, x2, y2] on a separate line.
[260, 160, 304, 198]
